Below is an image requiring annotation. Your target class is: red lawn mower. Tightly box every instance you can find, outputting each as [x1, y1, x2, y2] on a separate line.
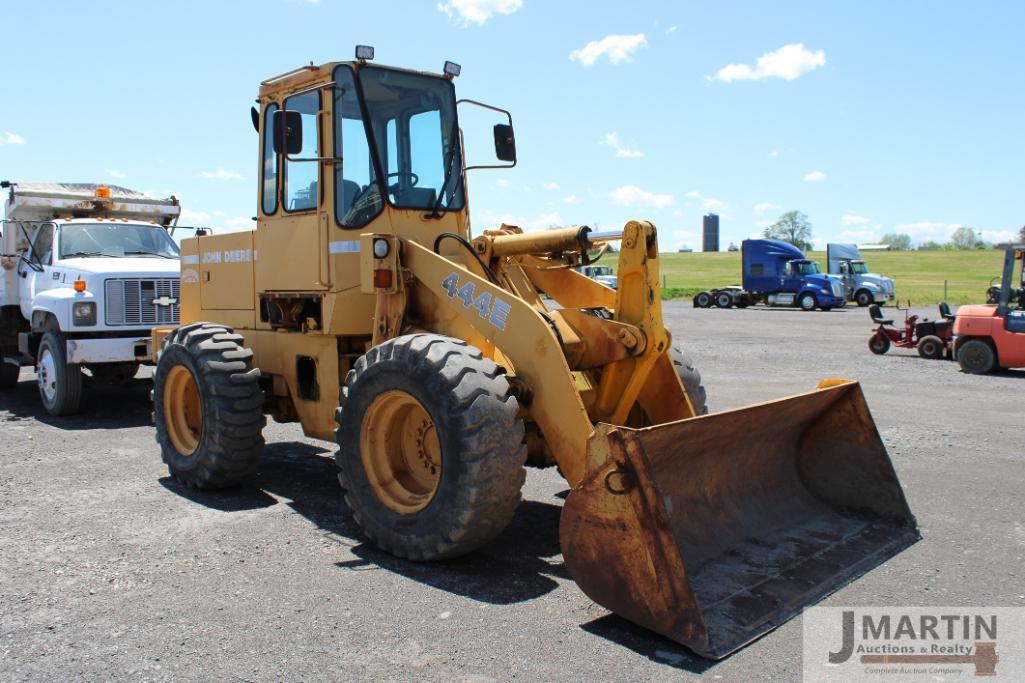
[868, 302, 955, 359]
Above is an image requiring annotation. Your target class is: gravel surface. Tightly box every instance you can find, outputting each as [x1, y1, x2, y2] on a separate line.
[1, 303, 1021, 682]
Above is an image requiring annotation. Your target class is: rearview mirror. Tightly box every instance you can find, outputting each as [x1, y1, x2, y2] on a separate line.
[493, 124, 516, 163]
[272, 110, 303, 155]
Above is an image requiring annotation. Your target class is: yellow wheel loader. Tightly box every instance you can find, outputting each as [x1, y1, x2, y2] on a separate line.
[150, 52, 918, 658]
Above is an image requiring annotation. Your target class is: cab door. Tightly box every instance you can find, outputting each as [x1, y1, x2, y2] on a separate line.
[18, 223, 55, 319]
[254, 90, 329, 293]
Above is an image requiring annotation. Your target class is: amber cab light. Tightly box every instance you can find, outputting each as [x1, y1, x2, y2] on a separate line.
[74, 280, 87, 292]
[373, 269, 393, 289]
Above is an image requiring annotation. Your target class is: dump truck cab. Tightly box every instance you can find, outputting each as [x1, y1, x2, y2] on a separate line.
[152, 53, 916, 659]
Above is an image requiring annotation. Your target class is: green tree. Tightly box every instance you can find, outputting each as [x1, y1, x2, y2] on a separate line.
[1017, 225, 1025, 242]
[880, 233, 912, 250]
[950, 226, 980, 249]
[763, 211, 813, 251]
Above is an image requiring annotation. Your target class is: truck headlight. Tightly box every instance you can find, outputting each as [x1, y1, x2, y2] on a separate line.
[73, 302, 96, 326]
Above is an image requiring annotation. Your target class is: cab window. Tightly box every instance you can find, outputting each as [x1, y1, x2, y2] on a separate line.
[333, 66, 381, 228]
[32, 224, 53, 266]
[282, 91, 320, 212]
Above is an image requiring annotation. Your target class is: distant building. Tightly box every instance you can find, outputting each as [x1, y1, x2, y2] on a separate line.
[858, 243, 894, 251]
[727, 242, 739, 252]
[702, 214, 719, 252]
[678, 246, 693, 253]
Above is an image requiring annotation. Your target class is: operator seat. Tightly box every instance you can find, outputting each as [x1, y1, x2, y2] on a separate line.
[869, 304, 893, 326]
[938, 301, 955, 320]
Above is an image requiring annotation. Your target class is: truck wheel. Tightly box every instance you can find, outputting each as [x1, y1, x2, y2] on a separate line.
[336, 334, 527, 561]
[0, 361, 19, 389]
[669, 345, 708, 415]
[714, 292, 733, 308]
[36, 331, 83, 416]
[153, 323, 265, 489]
[957, 339, 996, 375]
[917, 335, 944, 360]
[694, 292, 713, 308]
[799, 293, 818, 311]
[869, 334, 890, 355]
[855, 290, 874, 307]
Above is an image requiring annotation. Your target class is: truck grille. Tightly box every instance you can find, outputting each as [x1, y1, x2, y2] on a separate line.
[104, 278, 180, 326]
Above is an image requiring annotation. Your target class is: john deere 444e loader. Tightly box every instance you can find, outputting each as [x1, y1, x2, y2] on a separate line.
[151, 51, 918, 658]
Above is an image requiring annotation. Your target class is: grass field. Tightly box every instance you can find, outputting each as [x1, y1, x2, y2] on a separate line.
[644, 249, 1004, 305]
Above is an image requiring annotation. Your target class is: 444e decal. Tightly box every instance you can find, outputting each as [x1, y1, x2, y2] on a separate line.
[442, 272, 512, 331]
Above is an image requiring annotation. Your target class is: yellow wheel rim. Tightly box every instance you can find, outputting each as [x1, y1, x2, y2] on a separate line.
[164, 365, 202, 456]
[360, 390, 442, 514]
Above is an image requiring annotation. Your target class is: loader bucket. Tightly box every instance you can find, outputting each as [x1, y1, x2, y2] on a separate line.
[560, 380, 918, 659]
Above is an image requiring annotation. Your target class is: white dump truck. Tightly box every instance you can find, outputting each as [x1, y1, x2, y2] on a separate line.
[1, 182, 186, 414]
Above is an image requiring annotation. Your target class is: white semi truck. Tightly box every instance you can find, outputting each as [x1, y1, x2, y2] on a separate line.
[1, 182, 186, 415]
[826, 242, 895, 307]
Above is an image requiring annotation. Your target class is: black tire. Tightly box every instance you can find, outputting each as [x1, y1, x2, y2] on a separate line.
[336, 334, 526, 561]
[917, 335, 945, 360]
[855, 290, 874, 307]
[821, 306, 833, 312]
[957, 339, 996, 375]
[869, 334, 891, 355]
[669, 345, 708, 415]
[36, 331, 83, 416]
[714, 291, 733, 309]
[694, 292, 713, 308]
[798, 292, 818, 311]
[152, 323, 265, 489]
[0, 361, 18, 389]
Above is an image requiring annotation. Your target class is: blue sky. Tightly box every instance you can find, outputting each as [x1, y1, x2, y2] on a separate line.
[1, 0, 1022, 251]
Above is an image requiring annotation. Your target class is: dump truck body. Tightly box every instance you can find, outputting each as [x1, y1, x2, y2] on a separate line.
[150, 56, 917, 659]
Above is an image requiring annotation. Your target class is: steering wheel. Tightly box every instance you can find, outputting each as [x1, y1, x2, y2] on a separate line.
[386, 171, 419, 191]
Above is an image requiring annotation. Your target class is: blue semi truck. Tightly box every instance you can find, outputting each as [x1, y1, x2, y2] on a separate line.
[693, 239, 847, 311]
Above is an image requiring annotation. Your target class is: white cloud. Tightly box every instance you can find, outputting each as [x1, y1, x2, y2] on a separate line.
[494, 178, 511, 187]
[894, 221, 962, 242]
[610, 185, 674, 209]
[563, 194, 582, 205]
[522, 185, 534, 193]
[666, 25, 678, 34]
[769, 150, 780, 158]
[570, 34, 648, 66]
[601, 131, 645, 158]
[754, 202, 781, 216]
[685, 190, 725, 211]
[841, 214, 870, 226]
[475, 209, 564, 231]
[0, 131, 25, 145]
[709, 43, 826, 83]
[756, 219, 774, 229]
[225, 216, 253, 230]
[803, 170, 827, 182]
[543, 182, 559, 190]
[837, 229, 880, 243]
[107, 169, 126, 179]
[180, 209, 212, 224]
[438, 0, 522, 26]
[200, 168, 245, 181]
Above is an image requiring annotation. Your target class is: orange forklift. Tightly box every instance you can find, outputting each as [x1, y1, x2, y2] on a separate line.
[954, 244, 1025, 374]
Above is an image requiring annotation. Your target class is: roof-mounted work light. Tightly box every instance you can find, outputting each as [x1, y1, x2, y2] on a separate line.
[355, 45, 375, 62]
[443, 61, 461, 78]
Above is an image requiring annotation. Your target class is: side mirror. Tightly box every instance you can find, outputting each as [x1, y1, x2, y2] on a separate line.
[250, 107, 259, 133]
[272, 110, 303, 155]
[493, 124, 516, 163]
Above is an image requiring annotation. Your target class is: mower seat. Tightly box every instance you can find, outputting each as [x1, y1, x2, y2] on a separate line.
[938, 301, 955, 321]
[869, 304, 893, 325]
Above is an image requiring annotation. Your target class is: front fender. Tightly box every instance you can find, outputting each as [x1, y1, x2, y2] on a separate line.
[31, 288, 95, 331]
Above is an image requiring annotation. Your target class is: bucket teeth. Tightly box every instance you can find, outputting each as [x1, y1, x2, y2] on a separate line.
[559, 380, 918, 659]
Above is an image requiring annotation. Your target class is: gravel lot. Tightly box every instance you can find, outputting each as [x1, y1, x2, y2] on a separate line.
[1, 303, 1021, 682]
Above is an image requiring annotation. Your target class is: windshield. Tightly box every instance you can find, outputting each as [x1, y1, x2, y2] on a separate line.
[59, 223, 179, 259]
[359, 66, 465, 213]
[851, 260, 869, 274]
[793, 261, 821, 275]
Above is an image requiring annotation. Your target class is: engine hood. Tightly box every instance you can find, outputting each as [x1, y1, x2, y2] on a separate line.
[54, 256, 180, 278]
